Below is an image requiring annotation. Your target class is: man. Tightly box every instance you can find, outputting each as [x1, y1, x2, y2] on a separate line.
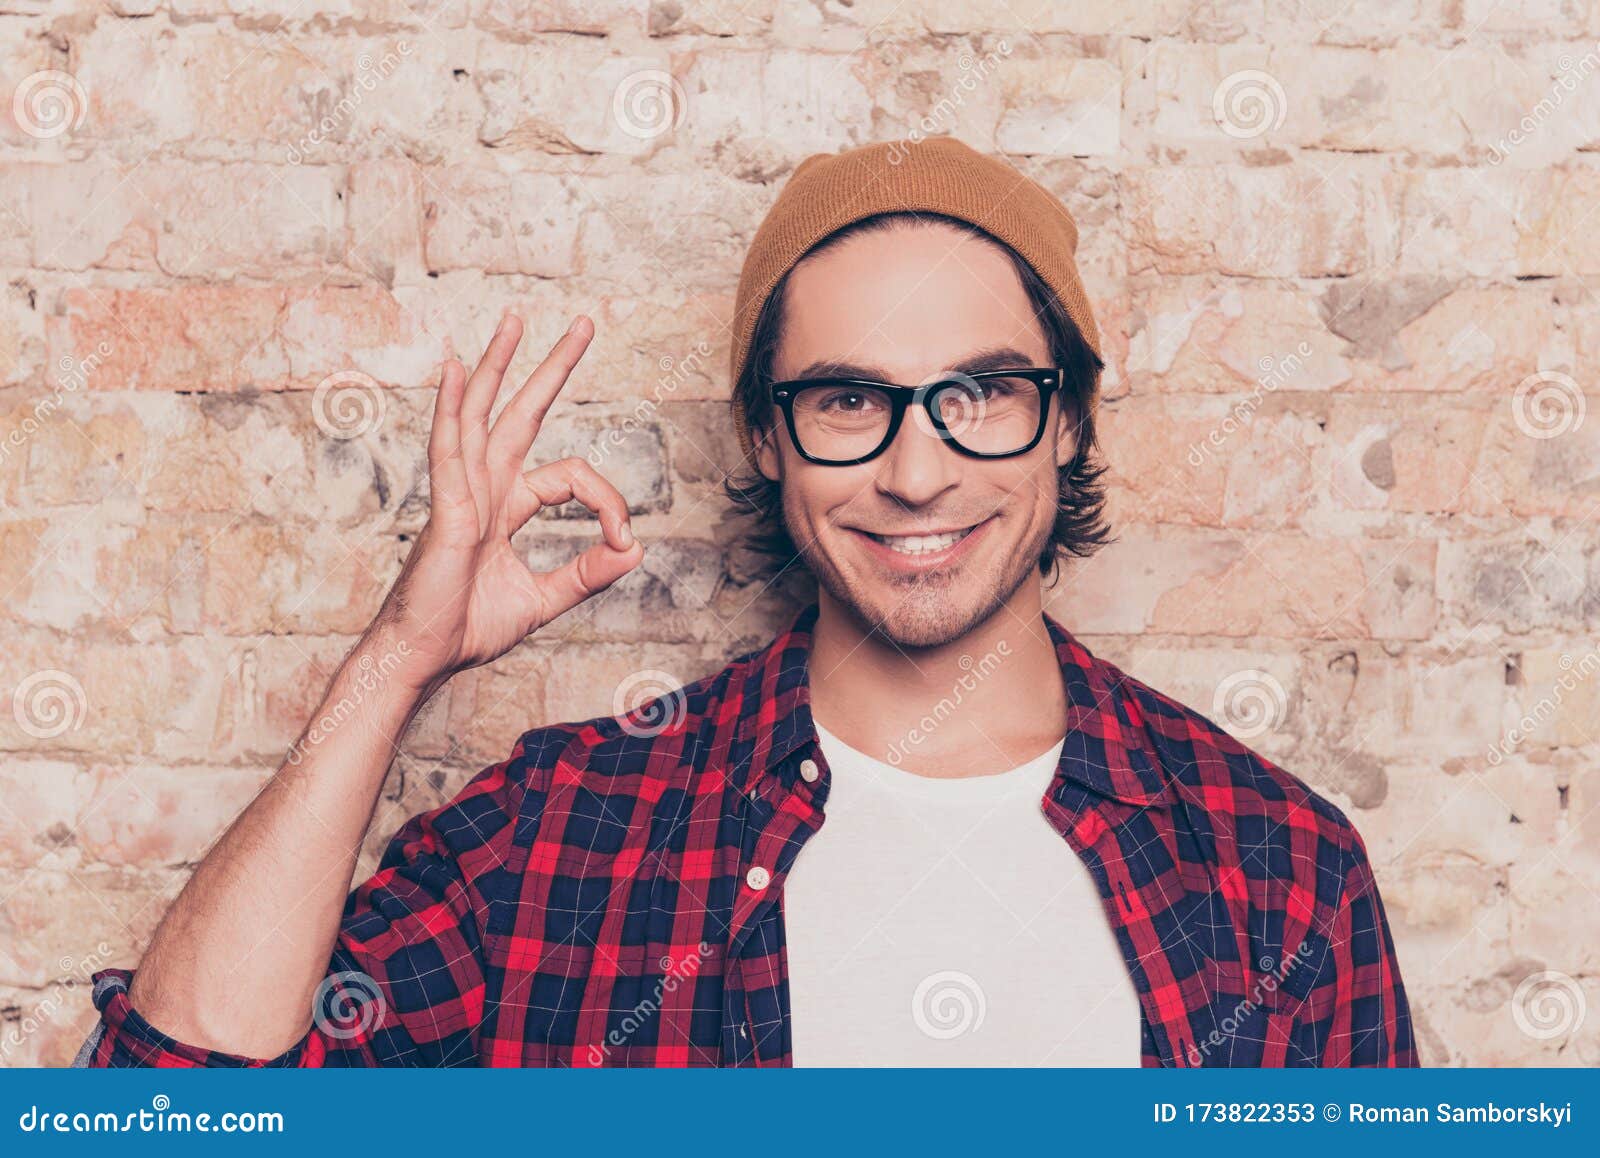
[81, 137, 1415, 1068]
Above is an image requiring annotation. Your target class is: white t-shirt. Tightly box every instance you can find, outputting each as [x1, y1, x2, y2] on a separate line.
[783, 719, 1142, 1066]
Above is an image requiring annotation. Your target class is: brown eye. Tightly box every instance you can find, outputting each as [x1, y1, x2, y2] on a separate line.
[817, 390, 882, 414]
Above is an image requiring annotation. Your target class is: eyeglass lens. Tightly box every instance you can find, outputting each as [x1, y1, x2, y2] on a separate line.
[789, 376, 1043, 460]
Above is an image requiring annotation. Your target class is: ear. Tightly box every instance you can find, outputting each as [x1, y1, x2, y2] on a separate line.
[753, 422, 783, 482]
[1052, 396, 1080, 462]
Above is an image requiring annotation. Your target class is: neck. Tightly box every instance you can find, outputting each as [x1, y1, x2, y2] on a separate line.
[807, 581, 1069, 777]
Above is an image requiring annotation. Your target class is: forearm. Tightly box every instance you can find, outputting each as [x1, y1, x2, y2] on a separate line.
[127, 623, 440, 1059]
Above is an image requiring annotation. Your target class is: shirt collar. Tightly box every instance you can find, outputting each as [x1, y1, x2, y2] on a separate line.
[735, 601, 1172, 809]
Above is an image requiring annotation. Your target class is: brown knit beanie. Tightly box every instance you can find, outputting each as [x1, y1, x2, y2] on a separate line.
[728, 136, 1102, 465]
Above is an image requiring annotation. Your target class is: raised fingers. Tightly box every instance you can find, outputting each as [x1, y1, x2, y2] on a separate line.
[459, 313, 524, 469]
[426, 357, 472, 511]
[487, 314, 591, 472]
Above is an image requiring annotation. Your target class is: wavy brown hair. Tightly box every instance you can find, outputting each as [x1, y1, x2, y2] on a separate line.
[723, 211, 1115, 583]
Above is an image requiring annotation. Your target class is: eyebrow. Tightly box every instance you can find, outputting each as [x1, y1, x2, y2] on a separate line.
[786, 345, 1042, 382]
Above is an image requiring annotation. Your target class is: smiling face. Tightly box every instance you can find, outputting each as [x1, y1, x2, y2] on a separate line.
[752, 220, 1078, 649]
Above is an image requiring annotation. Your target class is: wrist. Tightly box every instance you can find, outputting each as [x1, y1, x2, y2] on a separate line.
[347, 621, 447, 706]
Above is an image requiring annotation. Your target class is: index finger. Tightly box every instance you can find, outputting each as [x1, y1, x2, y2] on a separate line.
[487, 313, 592, 471]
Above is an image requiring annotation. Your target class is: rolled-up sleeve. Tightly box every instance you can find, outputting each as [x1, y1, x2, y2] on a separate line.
[79, 743, 535, 1068]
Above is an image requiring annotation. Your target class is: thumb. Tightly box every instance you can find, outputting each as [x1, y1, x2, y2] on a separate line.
[533, 537, 646, 625]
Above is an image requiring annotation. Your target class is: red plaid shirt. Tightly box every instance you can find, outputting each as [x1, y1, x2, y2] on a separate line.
[84, 601, 1416, 1067]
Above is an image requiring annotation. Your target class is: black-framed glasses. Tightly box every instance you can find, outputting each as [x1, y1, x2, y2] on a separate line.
[768, 367, 1064, 466]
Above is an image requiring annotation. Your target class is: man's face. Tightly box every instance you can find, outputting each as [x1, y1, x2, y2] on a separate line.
[753, 222, 1077, 649]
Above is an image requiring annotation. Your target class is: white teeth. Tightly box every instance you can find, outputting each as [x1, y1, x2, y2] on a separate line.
[869, 527, 973, 555]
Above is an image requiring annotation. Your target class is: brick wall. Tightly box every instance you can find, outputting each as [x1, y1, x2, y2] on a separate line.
[1, 0, 1596, 1066]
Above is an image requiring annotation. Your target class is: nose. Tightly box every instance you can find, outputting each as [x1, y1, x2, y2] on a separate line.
[872, 405, 962, 507]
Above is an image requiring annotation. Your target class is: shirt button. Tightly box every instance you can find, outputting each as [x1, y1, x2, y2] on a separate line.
[745, 865, 771, 891]
[799, 758, 819, 783]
